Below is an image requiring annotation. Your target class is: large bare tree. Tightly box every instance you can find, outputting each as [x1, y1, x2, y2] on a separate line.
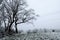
[0, 0, 36, 34]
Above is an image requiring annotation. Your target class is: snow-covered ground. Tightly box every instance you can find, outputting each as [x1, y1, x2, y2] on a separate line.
[0, 30, 60, 40]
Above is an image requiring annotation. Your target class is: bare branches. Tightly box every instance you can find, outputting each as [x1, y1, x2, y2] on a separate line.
[0, 0, 37, 33]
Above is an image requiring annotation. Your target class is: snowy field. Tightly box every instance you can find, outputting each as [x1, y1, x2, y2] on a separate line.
[0, 30, 60, 40]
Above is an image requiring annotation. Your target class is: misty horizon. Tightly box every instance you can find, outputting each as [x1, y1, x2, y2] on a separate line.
[17, 0, 60, 31]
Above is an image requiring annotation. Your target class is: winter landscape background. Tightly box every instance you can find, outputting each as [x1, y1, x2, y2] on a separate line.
[0, 0, 60, 40]
[17, 0, 60, 31]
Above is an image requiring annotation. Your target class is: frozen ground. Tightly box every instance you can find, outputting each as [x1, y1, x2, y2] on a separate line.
[0, 31, 60, 40]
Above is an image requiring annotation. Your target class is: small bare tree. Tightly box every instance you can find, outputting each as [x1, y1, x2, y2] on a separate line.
[0, 0, 37, 34]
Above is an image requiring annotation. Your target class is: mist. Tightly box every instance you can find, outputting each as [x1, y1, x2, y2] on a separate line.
[17, 0, 60, 31]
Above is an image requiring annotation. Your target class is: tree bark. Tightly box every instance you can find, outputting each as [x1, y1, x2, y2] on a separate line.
[15, 16, 18, 33]
[15, 23, 18, 33]
[8, 21, 14, 33]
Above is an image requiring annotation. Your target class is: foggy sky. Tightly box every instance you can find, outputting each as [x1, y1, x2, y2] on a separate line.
[0, 0, 59, 31]
[18, 0, 60, 31]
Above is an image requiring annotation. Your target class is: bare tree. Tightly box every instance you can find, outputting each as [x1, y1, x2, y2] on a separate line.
[0, 0, 36, 34]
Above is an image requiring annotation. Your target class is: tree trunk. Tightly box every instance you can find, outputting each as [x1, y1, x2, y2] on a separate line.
[4, 20, 6, 30]
[15, 16, 18, 33]
[8, 26, 11, 33]
[15, 23, 18, 33]
[15, 19, 18, 33]
[5, 21, 14, 34]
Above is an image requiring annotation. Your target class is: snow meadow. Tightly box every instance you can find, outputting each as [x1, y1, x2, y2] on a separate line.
[0, 29, 60, 40]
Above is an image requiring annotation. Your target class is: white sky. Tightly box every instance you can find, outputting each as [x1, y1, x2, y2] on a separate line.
[18, 0, 60, 31]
